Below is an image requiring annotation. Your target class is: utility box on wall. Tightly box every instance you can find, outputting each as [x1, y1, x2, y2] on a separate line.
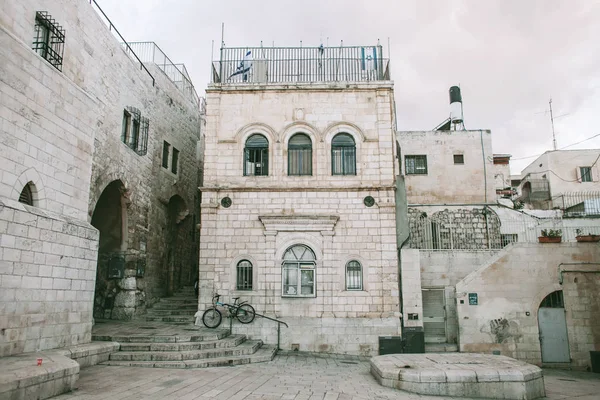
[379, 336, 403, 355]
[402, 326, 425, 353]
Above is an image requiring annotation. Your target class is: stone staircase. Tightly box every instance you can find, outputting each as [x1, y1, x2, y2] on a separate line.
[144, 286, 197, 324]
[91, 286, 277, 368]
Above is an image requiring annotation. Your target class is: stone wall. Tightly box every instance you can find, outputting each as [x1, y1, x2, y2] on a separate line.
[397, 130, 496, 205]
[455, 243, 600, 369]
[0, 199, 98, 356]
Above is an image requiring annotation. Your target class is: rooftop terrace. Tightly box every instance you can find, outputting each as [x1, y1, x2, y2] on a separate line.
[212, 45, 390, 84]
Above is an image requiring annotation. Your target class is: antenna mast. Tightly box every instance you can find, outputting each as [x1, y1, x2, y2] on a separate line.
[549, 99, 557, 150]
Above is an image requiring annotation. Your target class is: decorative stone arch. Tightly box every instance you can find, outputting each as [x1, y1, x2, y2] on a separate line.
[322, 122, 366, 144]
[229, 254, 259, 293]
[280, 121, 321, 145]
[339, 253, 370, 292]
[234, 122, 278, 145]
[275, 232, 323, 267]
[89, 172, 130, 220]
[11, 168, 46, 208]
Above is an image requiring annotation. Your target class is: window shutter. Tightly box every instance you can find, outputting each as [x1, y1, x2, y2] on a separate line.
[576, 167, 581, 183]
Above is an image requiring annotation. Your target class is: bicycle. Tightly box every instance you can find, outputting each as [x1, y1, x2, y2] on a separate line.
[201, 294, 256, 328]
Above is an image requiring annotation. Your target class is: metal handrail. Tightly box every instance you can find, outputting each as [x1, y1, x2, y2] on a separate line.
[88, 0, 155, 86]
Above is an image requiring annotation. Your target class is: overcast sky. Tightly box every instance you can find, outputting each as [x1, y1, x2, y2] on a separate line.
[96, 0, 600, 175]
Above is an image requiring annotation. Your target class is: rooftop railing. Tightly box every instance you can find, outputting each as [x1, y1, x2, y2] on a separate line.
[212, 45, 390, 84]
[126, 42, 203, 111]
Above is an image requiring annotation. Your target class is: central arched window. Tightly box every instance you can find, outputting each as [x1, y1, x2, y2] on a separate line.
[282, 244, 316, 297]
[244, 134, 269, 176]
[236, 260, 253, 290]
[345, 260, 363, 290]
[332, 133, 356, 175]
[288, 133, 312, 176]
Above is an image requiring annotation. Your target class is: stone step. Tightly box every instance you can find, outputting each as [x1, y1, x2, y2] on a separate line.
[150, 303, 198, 310]
[145, 315, 196, 323]
[159, 297, 197, 303]
[92, 329, 230, 343]
[119, 335, 246, 352]
[145, 309, 197, 316]
[101, 344, 277, 369]
[425, 343, 459, 353]
[109, 339, 262, 362]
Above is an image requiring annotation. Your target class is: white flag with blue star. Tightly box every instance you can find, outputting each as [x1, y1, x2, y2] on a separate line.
[361, 47, 377, 71]
[229, 50, 253, 80]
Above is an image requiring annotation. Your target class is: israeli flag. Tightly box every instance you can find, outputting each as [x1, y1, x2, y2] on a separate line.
[229, 50, 253, 81]
[361, 47, 377, 71]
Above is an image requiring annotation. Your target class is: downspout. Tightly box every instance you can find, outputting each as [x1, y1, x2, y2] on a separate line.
[480, 130, 490, 248]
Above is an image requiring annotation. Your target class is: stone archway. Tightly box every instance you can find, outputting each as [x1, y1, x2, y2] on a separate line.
[91, 180, 128, 319]
[165, 194, 189, 296]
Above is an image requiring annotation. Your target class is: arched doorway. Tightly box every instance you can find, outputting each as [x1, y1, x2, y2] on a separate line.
[91, 180, 127, 319]
[165, 195, 189, 296]
[538, 290, 570, 363]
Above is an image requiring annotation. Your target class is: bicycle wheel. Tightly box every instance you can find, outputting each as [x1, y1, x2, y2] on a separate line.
[202, 308, 222, 328]
[236, 304, 256, 324]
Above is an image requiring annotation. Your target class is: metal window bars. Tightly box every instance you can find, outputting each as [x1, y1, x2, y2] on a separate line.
[32, 12, 65, 71]
[236, 260, 253, 290]
[346, 261, 362, 290]
[212, 45, 390, 84]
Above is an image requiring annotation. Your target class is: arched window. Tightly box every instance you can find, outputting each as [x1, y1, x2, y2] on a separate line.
[288, 134, 312, 176]
[332, 133, 356, 175]
[540, 290, 564, 308]
[236, 260, 253, 290]
[346, 260, 362, 290]
[282, 244, 316, 297]
[18, 183, 34, 206]
[244, 134, 268, 176]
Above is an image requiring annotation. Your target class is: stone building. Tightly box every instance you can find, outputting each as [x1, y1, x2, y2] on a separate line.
[198, 45, 400, 355]
[395, 93, 600, 369]
[0, 0, 203, 356]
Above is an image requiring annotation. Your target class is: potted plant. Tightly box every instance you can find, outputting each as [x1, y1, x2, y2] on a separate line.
[539, 229, 562, 243]
[575, 229, 600, 243]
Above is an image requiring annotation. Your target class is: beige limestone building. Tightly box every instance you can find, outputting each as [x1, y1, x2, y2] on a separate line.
[0, 0, 203, 356]
[198, 45, 400, 355]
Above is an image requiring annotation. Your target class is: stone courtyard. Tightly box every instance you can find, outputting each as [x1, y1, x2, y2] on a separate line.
[48, 355, 600, 400]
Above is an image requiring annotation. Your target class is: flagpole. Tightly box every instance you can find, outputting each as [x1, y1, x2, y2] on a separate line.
[219, 23, 224, 83]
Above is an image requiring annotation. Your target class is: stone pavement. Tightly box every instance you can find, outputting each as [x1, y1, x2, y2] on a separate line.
[52, 354, 600, 400]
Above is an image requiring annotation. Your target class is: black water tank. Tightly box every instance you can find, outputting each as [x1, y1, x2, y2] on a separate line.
[449, 86, 462, 104]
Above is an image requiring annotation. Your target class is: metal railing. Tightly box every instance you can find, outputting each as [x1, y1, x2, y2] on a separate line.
[552, 191, 600, 217]
[212, 45, 390, 84]
[409, 213, 600, 250]
[88, 0, 155, 86]
[126, 42, 203, 109]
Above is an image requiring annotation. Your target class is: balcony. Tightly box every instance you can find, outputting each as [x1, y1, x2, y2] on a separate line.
[211, 45, 390, 85]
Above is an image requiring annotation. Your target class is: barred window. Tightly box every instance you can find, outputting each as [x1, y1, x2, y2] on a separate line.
[288, 134, 312, 176]
[171, 148, 179, 174]
[236, 260, 253, 290]
[405, 155, 428, 175]
[162, 142, 170, 169]
[244, 134, 269, 176]
[346, 260, 362, 290]
[32, 12, 65, 71]
[540, 291, 564, 308]
[121, 107, 149, 156]
[501, 234, 518, 247]
[332, 133, 356, 175]
[282, 245, 316, 297]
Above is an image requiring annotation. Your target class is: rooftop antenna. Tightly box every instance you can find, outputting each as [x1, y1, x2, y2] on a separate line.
[537, 99, 569, 150]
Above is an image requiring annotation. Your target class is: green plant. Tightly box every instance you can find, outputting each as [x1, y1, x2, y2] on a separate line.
[576, 229, 598, 236]
[541, 229, 562, 238]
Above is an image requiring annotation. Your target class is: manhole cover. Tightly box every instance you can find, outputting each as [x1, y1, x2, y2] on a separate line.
[138, 326, 157, 330]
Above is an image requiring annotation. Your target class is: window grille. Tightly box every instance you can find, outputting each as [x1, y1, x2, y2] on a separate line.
[162, 142, 170, 169]
[236, 260, 253, 290]
[244, 134, 269, 176]
[332, 133, 356, 175]
[540, 291, 564, 308]
[32, 11, 65, 71]
[580, 167, 592, 182]
[501, 234, 518, 247]
[346, 260, 362, 290]
[18, 184, 34, 206]
[137, 117, 149, 156]
[453, 154, 464, 164]
[288, 134, 312, 176]
[171, 148, 179, 174]
[282, 245, 316, 297]
[405, 155, 428, 175]
[120, 107, 148, 156]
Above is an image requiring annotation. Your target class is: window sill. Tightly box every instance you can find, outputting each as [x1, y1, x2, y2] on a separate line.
[281, 295, 316, 298]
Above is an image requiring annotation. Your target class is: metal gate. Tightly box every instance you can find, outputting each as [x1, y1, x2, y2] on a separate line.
[538, 290, 570, 363]
[422, 289, 446, 343]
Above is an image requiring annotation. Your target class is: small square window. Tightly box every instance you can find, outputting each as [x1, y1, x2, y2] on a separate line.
[581, 167, 592, 182]
[453, 154, 464, 164]
[32, 12, 65, 71]
[405, 155, 427, 175]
